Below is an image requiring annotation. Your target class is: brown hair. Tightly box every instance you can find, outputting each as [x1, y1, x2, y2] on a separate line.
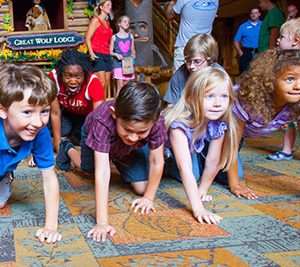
[0, 63, 56, 108]
[183, 34, 219, 65]
[115, 81, 162, 122]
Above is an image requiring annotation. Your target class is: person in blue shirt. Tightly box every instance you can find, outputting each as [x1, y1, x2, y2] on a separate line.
[0, 63, 62, 244]
[234, 7, 262, 74]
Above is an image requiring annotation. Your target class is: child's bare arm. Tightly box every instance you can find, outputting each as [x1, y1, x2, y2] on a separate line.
[36, 169, 62, 243]
[131, 144, 164, 213]
[110, 35, 122, 60]
[87, 151, 116, 242]
[130, 34, 136, 59]
[228, 118, 257, 199]
[198, 136, 224, 201]
[50, 97, 61, 153]
[269, 28, 279, 49]
[170, 129, 221, 224]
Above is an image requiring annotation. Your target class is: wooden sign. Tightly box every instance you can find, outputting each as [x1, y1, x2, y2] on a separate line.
[6, 32, 84, 50]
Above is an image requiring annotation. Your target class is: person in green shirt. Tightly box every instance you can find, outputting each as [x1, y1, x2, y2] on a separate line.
[258, 0, 284, 52]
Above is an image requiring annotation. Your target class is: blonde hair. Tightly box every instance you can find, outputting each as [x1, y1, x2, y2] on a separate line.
[95, 0, 111, 16]
[164, 67, 238, 171]
[183, 34, 219, 65]
[280, 17, 300, 41]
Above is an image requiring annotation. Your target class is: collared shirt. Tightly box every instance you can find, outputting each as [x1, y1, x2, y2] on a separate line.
[84, 100, 167, 163]
[234, 19, 262, 48]
[0, 119, 54, 180]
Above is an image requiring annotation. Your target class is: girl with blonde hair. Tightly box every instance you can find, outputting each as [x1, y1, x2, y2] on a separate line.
[164, 66, 238, 224]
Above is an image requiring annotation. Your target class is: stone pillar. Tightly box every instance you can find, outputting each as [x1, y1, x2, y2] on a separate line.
[125, 0, 153, 66]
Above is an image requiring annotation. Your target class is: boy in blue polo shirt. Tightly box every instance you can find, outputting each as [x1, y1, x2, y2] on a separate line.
[0, 63, 62, 244]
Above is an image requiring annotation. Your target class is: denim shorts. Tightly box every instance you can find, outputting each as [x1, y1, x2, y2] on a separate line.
[113, 146, 149, 183]
[93, 52, 113, 72]
[80, 126, 150, 183]
[164, 140, 243, 185]
[80, 125, 95, 173]
[48, 109, 86, 144]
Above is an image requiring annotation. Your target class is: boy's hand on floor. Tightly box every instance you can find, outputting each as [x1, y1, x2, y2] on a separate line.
[35, 228, 62, 244]
[131, 197, 156, 214]
[193, 209, 222, 225]
[87, 224, 116, 243]
[231, 183, 258, 199]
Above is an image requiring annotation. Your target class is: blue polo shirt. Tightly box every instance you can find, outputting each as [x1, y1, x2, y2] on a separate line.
[0, 119, 54, 180]
[234, 20, 262, 49]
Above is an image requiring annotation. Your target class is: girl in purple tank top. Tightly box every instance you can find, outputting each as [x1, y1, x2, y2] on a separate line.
[230, 49, 300, 198]
[164, 67, 238, 225]
[110, 15, 136, 96]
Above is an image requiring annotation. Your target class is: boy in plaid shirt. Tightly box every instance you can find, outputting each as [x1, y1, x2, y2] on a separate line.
[56, 82, 167, 242]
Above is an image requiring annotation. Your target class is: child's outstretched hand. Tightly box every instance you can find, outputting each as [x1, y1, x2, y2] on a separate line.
[87, 223, 116, 243]
[131, 197, 156, 214]
[35, 228, 62, 244]
[193, 209, 222, 225]
[231, 183, 258, 199]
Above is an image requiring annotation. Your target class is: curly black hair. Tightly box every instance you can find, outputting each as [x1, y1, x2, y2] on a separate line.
[55, 48, 92, 81]
[238, 49, 300, 123]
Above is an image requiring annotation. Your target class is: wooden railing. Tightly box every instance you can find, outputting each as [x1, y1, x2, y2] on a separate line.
[153, 0, 178, 58]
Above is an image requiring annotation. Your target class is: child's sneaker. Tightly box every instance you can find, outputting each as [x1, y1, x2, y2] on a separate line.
[0, 172, 13, 208]
[267, 151, 293, 161]
[56, 138, 75, 171]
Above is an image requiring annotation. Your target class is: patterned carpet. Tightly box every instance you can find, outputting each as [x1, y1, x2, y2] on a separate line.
[1, 131, 300, 267]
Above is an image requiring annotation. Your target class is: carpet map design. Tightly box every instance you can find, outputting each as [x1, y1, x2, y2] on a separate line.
[0, 131, 299, 266]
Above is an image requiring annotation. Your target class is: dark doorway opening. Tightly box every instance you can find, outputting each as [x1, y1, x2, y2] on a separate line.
[13, 0, 65, 31]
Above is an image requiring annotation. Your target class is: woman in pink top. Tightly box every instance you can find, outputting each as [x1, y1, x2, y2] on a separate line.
[86, 0, 113, 96]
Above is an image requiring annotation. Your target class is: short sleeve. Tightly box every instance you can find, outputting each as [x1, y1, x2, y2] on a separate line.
[269, 8, 284, 29]
[234, 25, 243, 42]
[173, 0, 184, 14]
[148, 116, 168, 150]
[170, 120, 193, 139]
[163, 65, 188, 105]
[85, 119, 111, 153]
[233, 99, 250, 122]
[31, 127, 55, 171]
[163, 74, 181, 105]
[87, 75, 105, 103]
[207, 121, 228, 139]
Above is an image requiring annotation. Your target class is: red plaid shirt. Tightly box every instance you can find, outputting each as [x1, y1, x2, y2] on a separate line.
[84, 100, 167, 163]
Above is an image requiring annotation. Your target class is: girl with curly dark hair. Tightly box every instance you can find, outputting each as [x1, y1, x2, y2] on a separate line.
[228, 49, 300, 198]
